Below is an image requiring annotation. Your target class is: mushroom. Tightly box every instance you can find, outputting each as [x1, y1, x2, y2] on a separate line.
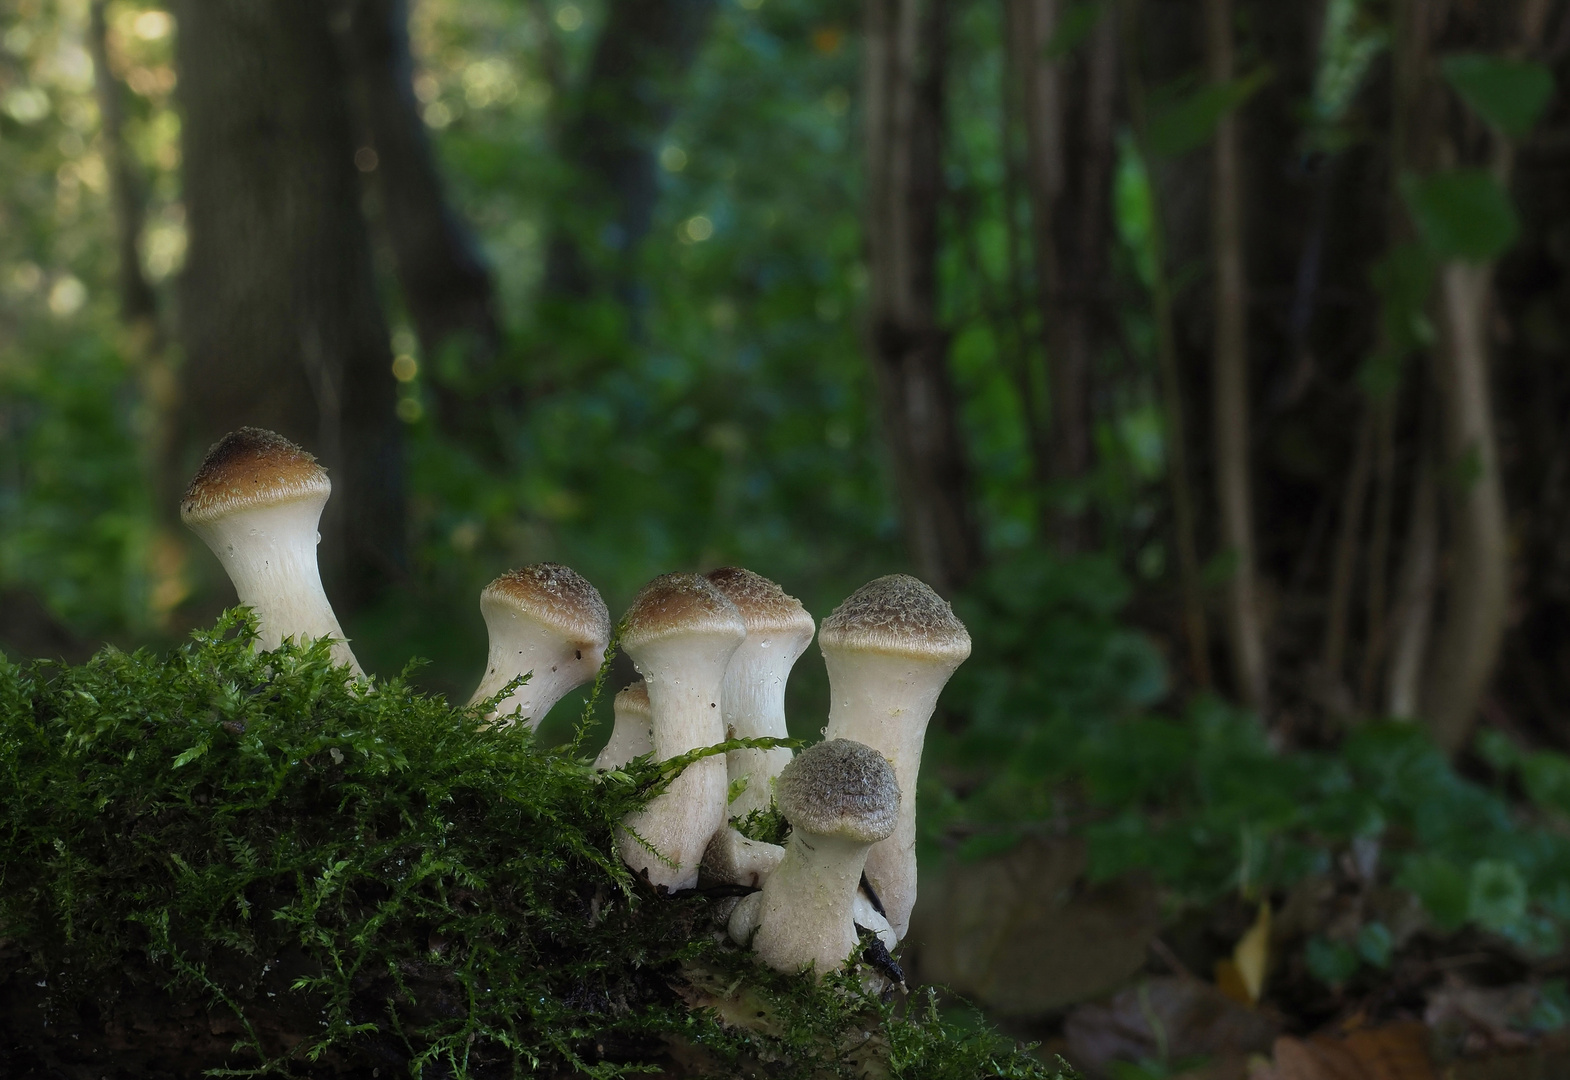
[727, 739, 899, 976]
[705, 567, 815, 819]
[616, 573, 746, 892]
[594, 680, 653, 770]
[702, 826, 784, 890]
[180, 427, 362, 675]
[468, 563, 611, 730]
[819, 574, 971, 939]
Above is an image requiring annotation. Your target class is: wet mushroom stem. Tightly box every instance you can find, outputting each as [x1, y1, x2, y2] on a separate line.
[468, 563, 610, 730]
[180, 427, 363, 676]
[616, 573, 746, 892]
[727, 739, 899, 977]
[819, 574, 971, 939]
[705, 567, 816, 820]
[594, 680, 653, 770]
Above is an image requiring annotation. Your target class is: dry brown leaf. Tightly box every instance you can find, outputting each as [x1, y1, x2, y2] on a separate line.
[1233, 902, 1272, 1003]
[1339, 1022, 1434, 1080]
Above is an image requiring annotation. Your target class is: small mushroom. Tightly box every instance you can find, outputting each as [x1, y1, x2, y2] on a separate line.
[468, 563, 611, 730]
[705, 567, 815, 819]
[702, 826, 784, 890]
[594, 680, 653, 770]
[819, 574, 970, 938]
[617, 573, 746, 892]
[180, 427, 362, 675]
[727, 739, 899, 976]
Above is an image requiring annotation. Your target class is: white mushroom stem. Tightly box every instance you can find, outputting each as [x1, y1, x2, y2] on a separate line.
[729, 832, 882, 976]
[617, 575, 745, 892]
[594, 682, 653, 770]
[703, 827, 783, 889]
[705, 568, 815, 820]
[819, 575, 970, 940]
[466, 565, 610, 730]
[189, 498, 361, 674]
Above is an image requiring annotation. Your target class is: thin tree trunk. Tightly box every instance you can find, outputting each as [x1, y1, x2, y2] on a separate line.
[1121, 0, 1210, 687]
[1013, 0, 1116, 552]
[864, 0, 983, 595]
[336, 0, 506, 439]
[544, 0, 717, 309]
[172, 0, 403, 613]
[1387, 412, 1438, 719]
[1422, 261, 1510, 753]
[1359, 400, 1396, 705]
[88, 1, 158, 334]
[1205, 0, 1267, 711]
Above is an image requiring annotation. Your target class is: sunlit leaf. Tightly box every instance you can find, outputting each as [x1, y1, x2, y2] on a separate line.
[1442, 53, 1555, 138]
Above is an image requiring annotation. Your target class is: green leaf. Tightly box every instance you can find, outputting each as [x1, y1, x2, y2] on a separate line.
[1147, 69, 1271, 157]
[1355, 921, 1392, 969]
[1442, 53, 1555, 138]
[172, 742, 209, 768]
[1522, 750, 1570, 818]
[1044, 2, 1104, 61]
[1398, 853, 1470, 931]
[1401, 169, 1520, 262]
[1305, 936, 1360, 985]
[1468, 859, 1528, 932]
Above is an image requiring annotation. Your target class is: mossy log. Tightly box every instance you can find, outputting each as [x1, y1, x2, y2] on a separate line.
[0, 616, 1065, 1079]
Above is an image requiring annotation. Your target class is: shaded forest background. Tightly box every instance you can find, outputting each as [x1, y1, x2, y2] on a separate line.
[6, 0, 1570, 1074]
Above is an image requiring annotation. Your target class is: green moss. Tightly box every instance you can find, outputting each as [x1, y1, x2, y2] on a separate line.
[0, 613, 1068, 1079]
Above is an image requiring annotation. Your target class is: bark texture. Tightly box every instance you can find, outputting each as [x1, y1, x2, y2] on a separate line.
[864, 0, 983, 596]
[172, 0, 403, 612]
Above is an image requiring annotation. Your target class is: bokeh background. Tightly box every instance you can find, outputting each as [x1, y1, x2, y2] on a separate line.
[5, 0, 1570, 1075]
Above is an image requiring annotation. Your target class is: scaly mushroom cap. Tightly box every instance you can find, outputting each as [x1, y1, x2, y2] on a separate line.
[705, 567, 816, 637]
[622, 573, 746, 649]
[818, 574, 971, 662]
[180, 427, 331, 525]
[481, 563, 611, 654]
[776, 739, 899, 844]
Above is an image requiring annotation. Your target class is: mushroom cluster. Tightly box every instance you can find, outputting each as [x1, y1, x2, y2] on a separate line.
[181, 429, 970, 978]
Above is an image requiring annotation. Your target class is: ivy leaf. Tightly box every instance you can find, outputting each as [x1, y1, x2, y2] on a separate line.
[1468, 859, 1528, 932]
[1442, 53, 1555, 138]
[1397, 853, 1470, 931]
[1147, 69, 1271, 157]
[1401, 169, 1519, 262]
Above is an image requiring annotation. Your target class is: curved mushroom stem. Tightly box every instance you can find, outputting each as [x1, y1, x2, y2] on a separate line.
[729, 832, 877, 976]
[594, 681, 652, 771]
[189, 499, 361, 674]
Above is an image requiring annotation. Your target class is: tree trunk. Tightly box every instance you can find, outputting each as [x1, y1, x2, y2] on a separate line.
[863, 0, 983, 596]
[172, 0, 403, 613]
[1204, 0, 1267, 712]
[544, 0, 717, 308]
[1422, 261, 1510, 753]
[336, 0, 506, 440]
[1012, 0, 1118, 552]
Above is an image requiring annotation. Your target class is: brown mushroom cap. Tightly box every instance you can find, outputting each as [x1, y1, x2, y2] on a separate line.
[614, 679, 651, 717]
[776, 739, 900, 844]
[180, 428, 330, 525]
[704, 567, 815, 635]
[483, 563, 611, 649]
[818, 574, 971, 662]
[621, 573, 745, 650]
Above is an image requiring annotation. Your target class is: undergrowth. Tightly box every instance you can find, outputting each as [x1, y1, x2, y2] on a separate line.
[0, 611, 1066, 1079]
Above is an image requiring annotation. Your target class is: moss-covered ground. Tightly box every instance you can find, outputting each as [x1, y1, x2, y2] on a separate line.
[0, 613, 1068, 1079]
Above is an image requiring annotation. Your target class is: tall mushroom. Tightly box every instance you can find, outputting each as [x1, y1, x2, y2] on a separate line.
[594, 680, 653, 770]
[468, 563, 611, 730]
[180, 427, 363, 675]
[617, 573, 746, 892]
[727, 739, 899, 976]
[820, 574, 970, 938]
[705, 567, 815, 819]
